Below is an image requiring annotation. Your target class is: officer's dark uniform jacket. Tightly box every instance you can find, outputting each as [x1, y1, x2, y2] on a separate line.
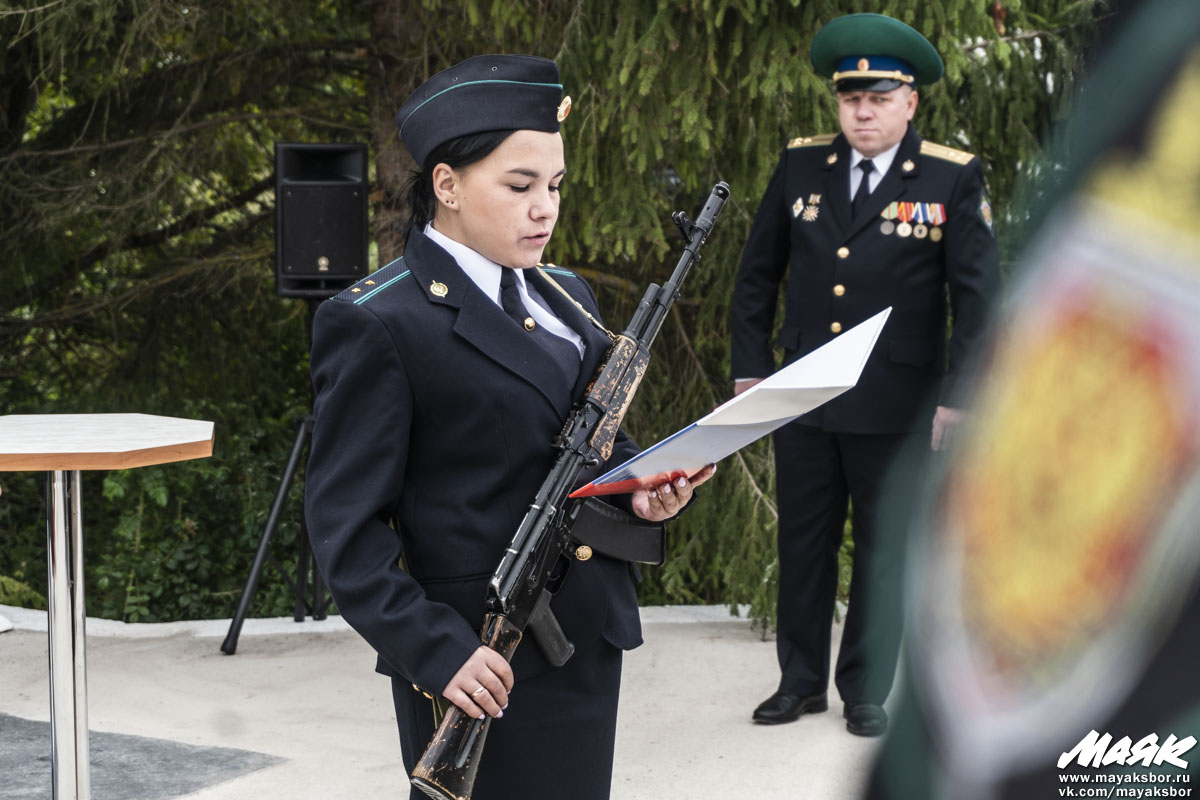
[304, 226, 642, 698]
[730, 124, 995, 432]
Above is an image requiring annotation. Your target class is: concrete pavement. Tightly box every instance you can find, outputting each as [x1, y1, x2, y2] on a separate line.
[0, 604, 883, 799]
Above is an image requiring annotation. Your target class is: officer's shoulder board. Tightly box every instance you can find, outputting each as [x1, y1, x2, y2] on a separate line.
[920, 141, 976, 166]
[337, 256, 410, 304]
[536, 262, 579, 279]
[787, 133, 838, 149]
[537, 264, 614, 337]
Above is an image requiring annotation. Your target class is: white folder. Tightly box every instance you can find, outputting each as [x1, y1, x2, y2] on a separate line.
[571, 307, 891, 497]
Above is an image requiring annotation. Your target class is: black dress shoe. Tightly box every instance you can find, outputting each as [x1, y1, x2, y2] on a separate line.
[843, 703, 888, 737]
[751, 691, 828, 724]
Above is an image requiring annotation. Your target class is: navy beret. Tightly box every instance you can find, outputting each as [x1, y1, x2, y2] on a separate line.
[395, 54, 566, 168]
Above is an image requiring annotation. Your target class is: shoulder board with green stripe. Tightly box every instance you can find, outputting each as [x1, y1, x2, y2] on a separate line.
[336, 257, 410, 304]
[537, 262, 578, 278]
[920, 141, 976, 165]
[536, 264, 614, 339]
[787, 133, 837, 149]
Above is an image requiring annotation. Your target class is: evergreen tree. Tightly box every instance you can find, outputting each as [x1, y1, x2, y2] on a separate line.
[0, 0, 1106, 622]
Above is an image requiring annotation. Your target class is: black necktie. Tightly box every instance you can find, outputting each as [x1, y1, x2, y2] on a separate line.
[499, 268, 581, 386]
[851, 158, 875, 219]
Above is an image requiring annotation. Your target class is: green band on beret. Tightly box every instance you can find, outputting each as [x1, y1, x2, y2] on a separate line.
[399, 79, 565, 137]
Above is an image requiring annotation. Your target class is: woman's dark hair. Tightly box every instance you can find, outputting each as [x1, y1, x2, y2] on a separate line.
[403, 129, 517, 234]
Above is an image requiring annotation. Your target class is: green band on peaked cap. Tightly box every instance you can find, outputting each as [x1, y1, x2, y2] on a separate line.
[395, 54, 565, 168]
[810, 13, 944, 90]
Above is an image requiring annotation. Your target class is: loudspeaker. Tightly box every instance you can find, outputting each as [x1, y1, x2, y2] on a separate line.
[275, 142, 369, 298]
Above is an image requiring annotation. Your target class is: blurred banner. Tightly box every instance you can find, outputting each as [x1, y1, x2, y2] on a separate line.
[867, 1, 1200, 797]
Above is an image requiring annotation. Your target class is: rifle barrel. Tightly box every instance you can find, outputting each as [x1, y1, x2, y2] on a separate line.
[640, 181, 729, 348]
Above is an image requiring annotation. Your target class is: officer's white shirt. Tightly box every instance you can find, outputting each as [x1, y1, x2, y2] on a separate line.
[849, 141, 901, 196]
[425, 223, 585, 357]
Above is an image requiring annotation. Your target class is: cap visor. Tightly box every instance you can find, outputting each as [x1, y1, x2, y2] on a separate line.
[835, 77, 906, 92]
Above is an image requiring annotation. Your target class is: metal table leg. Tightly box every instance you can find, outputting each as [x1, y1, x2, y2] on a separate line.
[46, 470, 90, 800]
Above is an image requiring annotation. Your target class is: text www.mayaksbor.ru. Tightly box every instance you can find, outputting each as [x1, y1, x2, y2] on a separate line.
[1058, 771, 1192, 797]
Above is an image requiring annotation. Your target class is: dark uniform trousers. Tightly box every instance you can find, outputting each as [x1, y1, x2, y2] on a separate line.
[305, 227, 645, 800]
[731, 124, 996, 706]
[774, 424, 919, 704]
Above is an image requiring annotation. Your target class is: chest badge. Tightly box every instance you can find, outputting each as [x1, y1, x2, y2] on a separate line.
[802, 193, 822, 222]
[792, 197, 805, 218]
[430, 280, 448, 297]
[880, 202, 898, 235]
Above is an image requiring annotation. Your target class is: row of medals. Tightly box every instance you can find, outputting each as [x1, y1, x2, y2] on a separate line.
[881, 219, 943, 241]
[799, 195, 944, 241]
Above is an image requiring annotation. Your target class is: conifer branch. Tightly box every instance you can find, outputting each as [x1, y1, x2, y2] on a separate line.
[0, 224, 271, 337]
[964, 13, 1116, 50]
[0, 1, 66, 18]
[0, 105, 357, 163]
[1, 176, 274, 317]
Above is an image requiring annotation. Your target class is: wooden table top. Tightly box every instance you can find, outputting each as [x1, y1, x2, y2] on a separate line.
[0, 413, 214, 471]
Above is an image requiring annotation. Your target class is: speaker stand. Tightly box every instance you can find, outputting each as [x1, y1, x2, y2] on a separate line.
[221, 300, 330, 654]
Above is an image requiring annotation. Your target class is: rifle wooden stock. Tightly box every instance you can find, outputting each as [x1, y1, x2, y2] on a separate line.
[411, 613, 523, 800]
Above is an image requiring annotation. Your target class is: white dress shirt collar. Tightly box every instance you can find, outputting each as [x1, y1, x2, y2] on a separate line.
[424, 223, 511, 301]
[849, 141, 902, 193]
[423, 223, 584, 355]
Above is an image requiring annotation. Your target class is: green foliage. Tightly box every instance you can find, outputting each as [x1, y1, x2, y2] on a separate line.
[0, 0, 358, 622]
[88, 400, 310, 622]
[0, 0, 1105, 624]
[0, 574, 46, 609]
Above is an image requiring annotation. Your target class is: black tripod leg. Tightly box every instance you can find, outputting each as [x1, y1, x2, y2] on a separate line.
[294, 523, 309, 622]
[294, 417, 323, 621]
[220, 417, 311, 654]
[305, 511, 330, 620]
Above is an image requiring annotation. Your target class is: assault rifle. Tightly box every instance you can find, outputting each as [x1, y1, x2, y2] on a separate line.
[411, 182, 730, 800]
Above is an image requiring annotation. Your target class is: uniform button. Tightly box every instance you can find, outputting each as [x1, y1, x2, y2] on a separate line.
[833, 284, 846, 296]
[831, 322, 843, 334]
[837, 247, 850, 259]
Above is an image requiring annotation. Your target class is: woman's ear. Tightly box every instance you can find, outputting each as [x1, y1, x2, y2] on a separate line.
[431, 162, 460, 211]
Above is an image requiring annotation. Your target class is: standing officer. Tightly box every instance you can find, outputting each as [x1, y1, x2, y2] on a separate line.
[729, 14, 997, 737]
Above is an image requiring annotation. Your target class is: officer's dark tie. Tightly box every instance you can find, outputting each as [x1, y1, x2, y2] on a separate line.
[499, 267, 581, 386]
[851, 158, 875, 219]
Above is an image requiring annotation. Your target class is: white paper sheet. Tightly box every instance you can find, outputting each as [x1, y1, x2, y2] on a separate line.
[571, 307, 891, 496]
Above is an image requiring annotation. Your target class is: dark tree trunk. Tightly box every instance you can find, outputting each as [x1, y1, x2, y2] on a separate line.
[367, 0, 422, 264]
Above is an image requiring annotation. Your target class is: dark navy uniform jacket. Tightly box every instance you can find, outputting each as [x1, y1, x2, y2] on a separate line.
[304, 226, 642, 697]
[730, 124, 996, 433]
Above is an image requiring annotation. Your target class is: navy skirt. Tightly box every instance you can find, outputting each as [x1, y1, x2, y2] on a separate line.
[392, 638, 623, 800]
